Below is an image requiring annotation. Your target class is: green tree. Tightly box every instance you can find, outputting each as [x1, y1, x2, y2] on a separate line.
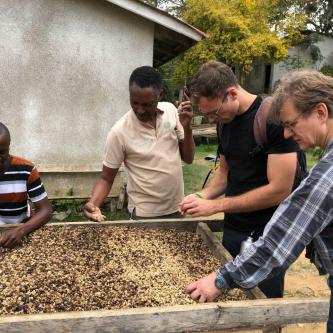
[321, 64, 333, 77]
[272, 0, 333, 37]
[172, 0, 289, 84]
[142, 0, 186, 17]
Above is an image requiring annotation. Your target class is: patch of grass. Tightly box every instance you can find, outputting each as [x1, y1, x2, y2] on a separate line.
[183, 143, 218, 195]
[50, 199, 128, 222]
[306, 148, 322, 170]
[214, 232, 223, 241]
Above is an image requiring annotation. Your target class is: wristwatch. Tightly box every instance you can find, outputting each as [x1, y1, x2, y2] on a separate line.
[214, 270, 225, 289]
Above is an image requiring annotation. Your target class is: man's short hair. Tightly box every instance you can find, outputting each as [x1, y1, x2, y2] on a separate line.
[271, 70, 333, 122]
[129, 66, 163, 91]
[0, 122, 10, 142]
[190, 61, 238, 104]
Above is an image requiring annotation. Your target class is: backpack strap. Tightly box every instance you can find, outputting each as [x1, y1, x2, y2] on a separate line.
[253, 96, 273, 149]
[201, 122, 223, 188]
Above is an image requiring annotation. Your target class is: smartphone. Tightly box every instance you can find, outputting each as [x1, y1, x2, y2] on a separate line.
[179, 85, 188, 102]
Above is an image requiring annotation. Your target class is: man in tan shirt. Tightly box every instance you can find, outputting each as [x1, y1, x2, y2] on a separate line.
[84, 66, 195, 220]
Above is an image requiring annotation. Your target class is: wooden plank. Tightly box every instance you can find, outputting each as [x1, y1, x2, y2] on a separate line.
[0, 218, 224, 233]
[116, 185, 126, 210]
[0, 298, 328, 333]
[196, 223, 278, 333]
[192, 124, 217, 138]
[196, 223, 266, 300]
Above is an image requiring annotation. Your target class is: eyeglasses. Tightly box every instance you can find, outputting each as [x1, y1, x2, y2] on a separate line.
[280, 112, 304, 130]
[198, 103, 223, 117]
[198, 93, 228, 118]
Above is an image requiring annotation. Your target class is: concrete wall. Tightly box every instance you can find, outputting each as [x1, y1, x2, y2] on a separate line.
[272, 35, 333, 88]
[0, 0, 154, 167]
[0, 0, 154, 197]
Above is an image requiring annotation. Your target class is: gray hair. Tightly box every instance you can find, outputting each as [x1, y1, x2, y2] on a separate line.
[271, 70, 333, 123]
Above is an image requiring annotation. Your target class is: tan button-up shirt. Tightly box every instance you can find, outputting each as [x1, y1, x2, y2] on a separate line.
[103, 102, 185, 217]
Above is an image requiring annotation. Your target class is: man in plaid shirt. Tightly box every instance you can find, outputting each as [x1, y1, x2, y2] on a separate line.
[185, 70, 333, 332]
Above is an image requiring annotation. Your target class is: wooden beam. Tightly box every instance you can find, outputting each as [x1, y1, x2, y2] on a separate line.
[0, 298, 328, 333]
[0, 218, 224, 233]
[196, 223, 266, 300]
[192, 124, 217, 138]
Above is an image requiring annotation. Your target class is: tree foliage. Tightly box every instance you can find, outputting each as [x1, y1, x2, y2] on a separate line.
[145, 0, 332, 91]
[142, 0, 186, 17]
[321, 64, 333, 77]
[172, 0, 289, 84]
[272, 0, 333, 37]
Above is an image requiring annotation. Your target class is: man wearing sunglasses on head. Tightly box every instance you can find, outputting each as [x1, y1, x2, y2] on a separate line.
[179, 61, 303, 299]
[0, 123, 52, 248]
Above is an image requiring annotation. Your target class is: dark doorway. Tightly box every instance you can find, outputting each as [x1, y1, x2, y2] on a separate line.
[264, 64, 271, 93]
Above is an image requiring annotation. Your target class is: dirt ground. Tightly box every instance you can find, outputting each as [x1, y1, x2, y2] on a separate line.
[216, 252, 330, 333]
[282, 251, 329, 332]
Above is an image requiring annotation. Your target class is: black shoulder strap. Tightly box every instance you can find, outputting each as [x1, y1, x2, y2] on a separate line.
[202, 122, 223, 188]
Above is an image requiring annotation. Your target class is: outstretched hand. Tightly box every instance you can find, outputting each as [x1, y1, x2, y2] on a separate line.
[185, 272, 222, 303]
[83, 202, 106, 222]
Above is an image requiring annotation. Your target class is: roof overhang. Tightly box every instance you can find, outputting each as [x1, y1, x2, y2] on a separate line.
[106, 0, 207, 67]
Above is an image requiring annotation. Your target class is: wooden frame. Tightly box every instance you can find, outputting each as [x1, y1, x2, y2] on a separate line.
[0, 219, 329, 332]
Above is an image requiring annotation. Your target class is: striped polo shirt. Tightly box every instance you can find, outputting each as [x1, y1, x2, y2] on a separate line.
[0, 155, 47, 224]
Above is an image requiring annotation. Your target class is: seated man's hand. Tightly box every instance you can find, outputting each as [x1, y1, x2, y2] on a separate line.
[83, 202, 106, 222]
[185, 272, 222, 303]
[0, 228, 25, 248]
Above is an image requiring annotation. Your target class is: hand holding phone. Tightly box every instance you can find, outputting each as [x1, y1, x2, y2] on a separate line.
[179, 85, 189, 102]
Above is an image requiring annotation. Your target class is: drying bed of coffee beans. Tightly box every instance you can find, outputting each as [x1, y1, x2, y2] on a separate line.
[0, 225, 247, 315]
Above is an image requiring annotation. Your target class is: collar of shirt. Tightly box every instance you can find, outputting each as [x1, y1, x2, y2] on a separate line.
[130, 107, 164, 129]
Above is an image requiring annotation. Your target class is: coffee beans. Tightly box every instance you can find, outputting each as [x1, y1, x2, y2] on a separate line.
[0, 225, 246, 315]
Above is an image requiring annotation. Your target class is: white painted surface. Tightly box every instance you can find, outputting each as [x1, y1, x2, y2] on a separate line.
[272, 35, 333, 88]
[0, 0, 154, 168]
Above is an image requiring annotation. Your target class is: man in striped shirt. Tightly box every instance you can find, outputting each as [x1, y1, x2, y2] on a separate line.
[185, 71, 333, 331]
[0, 123, 52, 248]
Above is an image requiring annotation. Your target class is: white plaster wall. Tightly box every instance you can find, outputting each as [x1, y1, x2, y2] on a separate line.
[0, 0, 154, 169]
[271, 35, 333, 89]
[316, 35, 333, 67]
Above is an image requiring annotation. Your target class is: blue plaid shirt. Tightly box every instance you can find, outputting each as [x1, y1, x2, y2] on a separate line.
[218, 140, 333, 290]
